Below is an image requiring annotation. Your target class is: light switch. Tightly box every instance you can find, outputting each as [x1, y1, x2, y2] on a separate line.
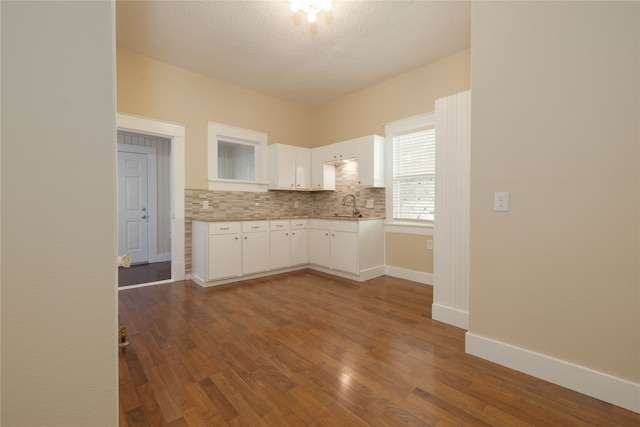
[202, 201, 209, 209]
[494, 192, 509, 211]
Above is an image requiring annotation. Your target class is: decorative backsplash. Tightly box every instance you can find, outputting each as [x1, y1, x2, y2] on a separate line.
[184, 161, 386, 273]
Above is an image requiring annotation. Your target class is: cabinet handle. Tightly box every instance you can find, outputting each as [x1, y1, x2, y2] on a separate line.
[234, 237, 238, 240]
[244, 236, 248, 239]
[291, 232, 295, 235]
[325, 233, 329, 236]
[221, 227, 229, 231]
[286, 233, 289, 236]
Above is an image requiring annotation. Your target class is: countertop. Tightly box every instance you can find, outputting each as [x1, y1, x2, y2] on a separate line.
[191, 215, 385, 222]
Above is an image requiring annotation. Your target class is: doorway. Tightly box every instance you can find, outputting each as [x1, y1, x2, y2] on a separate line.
[116, 113, 186, 288]
[117, 130, 171, 287]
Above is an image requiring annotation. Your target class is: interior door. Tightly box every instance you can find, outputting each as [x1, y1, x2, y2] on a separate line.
[118, 151, 148, 264]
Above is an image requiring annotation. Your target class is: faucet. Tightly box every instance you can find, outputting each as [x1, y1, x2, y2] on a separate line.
[342, 194, 360, 217]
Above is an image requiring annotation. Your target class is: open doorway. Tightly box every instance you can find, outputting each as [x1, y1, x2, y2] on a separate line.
[116, 113, 186, 289]
[117, 131, 171, 287]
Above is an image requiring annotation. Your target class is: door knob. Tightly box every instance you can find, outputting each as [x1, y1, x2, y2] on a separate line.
[141, 215, 147, 219]
[141, 207, 146, 211]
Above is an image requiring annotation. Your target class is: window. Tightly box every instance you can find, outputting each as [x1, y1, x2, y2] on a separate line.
[208, 122, 268, 192]
[392, 129, 435, 221]
[385, 112, 435, 228]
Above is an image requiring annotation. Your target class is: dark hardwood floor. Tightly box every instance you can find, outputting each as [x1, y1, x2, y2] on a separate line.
[118, 270, 640, 426]
[119, 261, 172, 287]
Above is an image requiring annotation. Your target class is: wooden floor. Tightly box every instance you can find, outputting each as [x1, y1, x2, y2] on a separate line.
[118, 270, 640, 426]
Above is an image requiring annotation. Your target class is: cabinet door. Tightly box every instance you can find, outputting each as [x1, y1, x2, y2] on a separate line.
[270, 230, 290, 270]
[356, 137, 374, 187]
[269, 144, 296, 189]
[330, 231, 358, 274]
[290, 229, 308, 266]
[309, 228, 331, 268]
[311, 146, 335, 190]
[243, 232, 270, 275]
[208, 234, 242, 280]
[295, 147, 311, 190]
[356, 135, 385, 187]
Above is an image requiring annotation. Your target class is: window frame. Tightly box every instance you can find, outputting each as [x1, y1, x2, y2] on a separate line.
[385, 112, 435, 231]
[207, 122, 268, 192]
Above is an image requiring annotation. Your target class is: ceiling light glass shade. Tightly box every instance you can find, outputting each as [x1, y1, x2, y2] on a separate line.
[288, 0, 332, 23]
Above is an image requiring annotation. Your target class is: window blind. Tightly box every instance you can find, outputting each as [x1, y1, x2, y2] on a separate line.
[392, 129, 435, 221]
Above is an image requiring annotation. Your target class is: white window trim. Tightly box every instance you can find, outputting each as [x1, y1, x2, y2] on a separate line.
[208, 122, 269, 192]
[384, 112, 435, 232]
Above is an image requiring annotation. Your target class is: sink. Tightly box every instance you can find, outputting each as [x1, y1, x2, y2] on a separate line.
[333, 214, 363, 219]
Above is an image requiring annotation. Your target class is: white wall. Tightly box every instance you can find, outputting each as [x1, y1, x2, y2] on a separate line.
[468, 1, 639, 412]
[1, 1, 118, 425]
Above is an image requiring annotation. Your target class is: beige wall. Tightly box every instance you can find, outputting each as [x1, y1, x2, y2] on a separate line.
[117, 49, 312, 189]
[470, 1, 639, 382]
[1, 1, 118, 425]
[385, 233, 434, 274]
[309, 48, 470, 148]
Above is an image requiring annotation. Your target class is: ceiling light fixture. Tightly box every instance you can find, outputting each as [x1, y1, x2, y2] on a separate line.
[288, 0, 332, 23]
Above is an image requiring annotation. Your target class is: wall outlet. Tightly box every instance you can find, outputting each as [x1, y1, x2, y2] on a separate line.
[366, 199, 374, 209]
[294, 200, 299, 208]
[427, 240, 433, 250]
[202, 201, 209, 209]
[494, 192, 510, 211]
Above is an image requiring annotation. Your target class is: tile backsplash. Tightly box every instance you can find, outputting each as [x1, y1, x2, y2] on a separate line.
[184, 161, 385, 273]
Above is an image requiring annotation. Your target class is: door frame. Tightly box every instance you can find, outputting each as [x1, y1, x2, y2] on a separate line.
[116, 113, 186, 286]
[117, 143, 158, 263]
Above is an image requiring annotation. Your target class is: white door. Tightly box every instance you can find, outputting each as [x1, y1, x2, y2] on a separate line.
[118, 151, 148, 264]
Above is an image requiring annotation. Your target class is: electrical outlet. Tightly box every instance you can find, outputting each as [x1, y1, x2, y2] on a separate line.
[366, 199, 374, 209]
[294, 201, 299, 208]
[202, 201, 209, 209]
[494, 192, 509, 211]
[427, 240, 433, 250]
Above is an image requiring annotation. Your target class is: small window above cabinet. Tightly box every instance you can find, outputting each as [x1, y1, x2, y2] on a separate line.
[208, 122, 268, 192]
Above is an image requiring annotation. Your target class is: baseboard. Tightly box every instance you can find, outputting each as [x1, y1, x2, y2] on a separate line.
[384, 266, 433, 285]
[465, 332, 640, 413]
[432, 303, 468, 329]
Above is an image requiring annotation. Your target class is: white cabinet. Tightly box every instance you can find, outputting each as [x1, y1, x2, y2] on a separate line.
[309, 222, 331, 268]
[268, 144, 311, 190]
[270, 219, 308, 269]
[290, 220, 309, 266]
[242, 221, 270, 275]
[355, 135, 385, 187]
[323, 139, 356, 162]
[310, 146, 335, 191]
[270, 220, 291, 270]
[192, 221, 242, 282]
[308, 219, 383, 277]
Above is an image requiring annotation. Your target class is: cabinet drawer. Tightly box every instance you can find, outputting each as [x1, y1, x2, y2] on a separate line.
[291, 219, 308, 230]
[309, 219, 331, 230]
[242, 220, 269, 233]
[208, 222, 241, 235]
[270, 220, 290, 231]
[332, 220, 358, 233]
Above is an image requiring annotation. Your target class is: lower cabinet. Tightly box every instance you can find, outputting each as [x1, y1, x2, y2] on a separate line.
[271, 219, 308, 270]
[192, 218, 382, 287]
[242, 221, 270, 275]
[308, 219, 383, 277]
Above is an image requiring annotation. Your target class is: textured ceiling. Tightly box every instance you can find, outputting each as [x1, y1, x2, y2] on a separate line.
[116, 0, 471, 107]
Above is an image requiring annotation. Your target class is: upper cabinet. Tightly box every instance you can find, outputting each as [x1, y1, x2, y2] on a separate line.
[355, 135, 385, 188]
[311, 145, 336, 191]
[320, 139, 357, 162]
[268, 144, 311, 190]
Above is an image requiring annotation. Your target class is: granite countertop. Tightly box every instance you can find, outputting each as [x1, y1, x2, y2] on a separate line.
[192, 215, 385, 222]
